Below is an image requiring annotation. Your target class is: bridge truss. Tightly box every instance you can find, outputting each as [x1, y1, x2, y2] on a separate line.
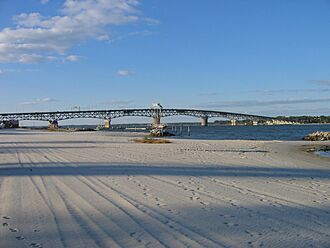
[0, 108, 273, 122]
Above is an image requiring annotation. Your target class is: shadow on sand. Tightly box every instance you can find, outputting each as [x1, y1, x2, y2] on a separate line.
[0, 163, 329, 178]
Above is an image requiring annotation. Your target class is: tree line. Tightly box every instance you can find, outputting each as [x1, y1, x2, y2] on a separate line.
[275, 116, 330, 124]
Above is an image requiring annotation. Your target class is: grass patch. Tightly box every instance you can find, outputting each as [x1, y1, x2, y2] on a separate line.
[47, 128, 68, 132]
[132, 136, 172, 144]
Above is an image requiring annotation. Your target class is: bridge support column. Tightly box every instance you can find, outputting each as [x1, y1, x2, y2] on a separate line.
[200, 116, 208, 126]
[3, 120, 19, 128]
[231, 118, 237, 126]
[152, 114, 161, 126]
[48, 120, 59, 129]
[104, 118, 111, 129]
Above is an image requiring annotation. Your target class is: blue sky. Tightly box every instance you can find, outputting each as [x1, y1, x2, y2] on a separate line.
[1, 0, 330, 123]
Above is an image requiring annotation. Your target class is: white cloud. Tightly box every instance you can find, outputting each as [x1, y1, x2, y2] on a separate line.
[0, 68, 15, 75]
[0, 0, 145, 64]
[117, 69, 131, 76]
[19, 101, 37, 106]
[40, 0, 49, 4]
[97, 34, 110, 41]
[143, 17, 160, 25]
[65, 55, 81, 62]
[18, 54, 56, 64]
[19, 97, 58, 105]
[101, 99, 134, 105]
[100, 99, 135, 108]
[113, 30, 154, 42]
[36, 97, 57, 103]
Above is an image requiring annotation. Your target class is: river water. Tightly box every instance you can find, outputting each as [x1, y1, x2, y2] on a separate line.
[63, 123, 330, 141]
[168, 124, 330, 141]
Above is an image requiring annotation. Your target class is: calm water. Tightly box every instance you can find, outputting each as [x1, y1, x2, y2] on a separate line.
[168, 124, 330, 141]
[315, 151, 330, 158]
[61, 123, 330, 141]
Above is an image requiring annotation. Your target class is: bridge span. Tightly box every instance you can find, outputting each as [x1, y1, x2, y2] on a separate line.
[0, 108, 273, 127]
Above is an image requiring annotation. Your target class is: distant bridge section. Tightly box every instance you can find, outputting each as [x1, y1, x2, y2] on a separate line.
[0, 108, 273, 127]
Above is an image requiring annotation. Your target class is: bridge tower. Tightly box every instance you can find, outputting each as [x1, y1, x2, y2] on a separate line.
[151, 103, 163, 127]
[200, 116, 208, 126]
[231, 118, 237, 126]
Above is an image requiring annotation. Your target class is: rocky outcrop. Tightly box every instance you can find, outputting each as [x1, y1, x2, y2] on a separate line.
[150, 129, 175, 137]
[303, 131, 330, 141]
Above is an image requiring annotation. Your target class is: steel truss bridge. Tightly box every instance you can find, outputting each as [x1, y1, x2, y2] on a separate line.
[0, 108, 273, 126]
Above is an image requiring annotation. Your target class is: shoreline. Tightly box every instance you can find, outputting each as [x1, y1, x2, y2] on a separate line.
[299, 143, 330, 159]
[1, 128, 330, 156]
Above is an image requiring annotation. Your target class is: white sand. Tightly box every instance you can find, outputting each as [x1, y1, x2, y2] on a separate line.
[0, 129, 330, 248]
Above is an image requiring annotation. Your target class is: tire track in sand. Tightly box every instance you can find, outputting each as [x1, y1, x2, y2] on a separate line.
[41, 146, 228, 247]
[33, 149, 171, 247]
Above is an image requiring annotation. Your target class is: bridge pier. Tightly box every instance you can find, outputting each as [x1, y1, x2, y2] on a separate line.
[104, 118, 111, 129]
[152, 114, 161, 126]
[3, 120, 19, 128]
[200, 116, 208, 126]
[48, 120, 59, 129]
[231, 118, 237, 126]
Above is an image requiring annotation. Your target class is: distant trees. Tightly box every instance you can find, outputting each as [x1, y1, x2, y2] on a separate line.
[275, 116, 330, 124]
[213, 116, 330, 125]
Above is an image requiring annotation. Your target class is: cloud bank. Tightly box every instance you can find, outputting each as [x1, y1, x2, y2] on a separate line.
[0, 0, 143, 64]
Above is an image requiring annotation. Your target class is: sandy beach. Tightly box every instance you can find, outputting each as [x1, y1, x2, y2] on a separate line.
[0, 129, 330, 248]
